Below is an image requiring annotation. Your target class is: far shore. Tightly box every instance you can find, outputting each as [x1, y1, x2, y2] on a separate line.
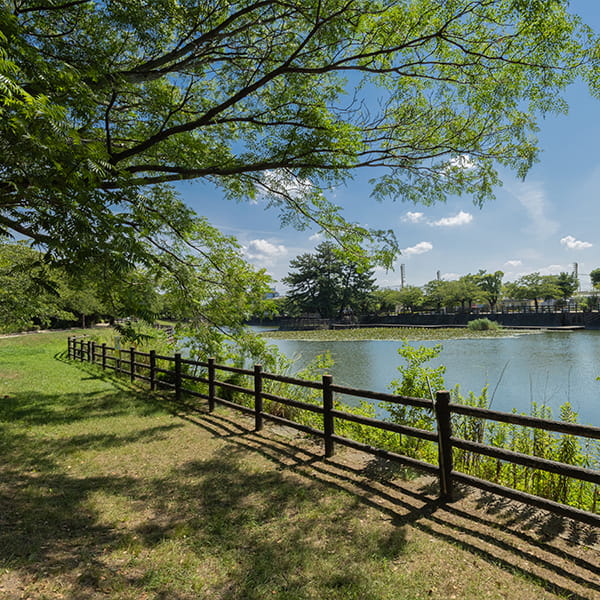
[259, 326, 548, 342]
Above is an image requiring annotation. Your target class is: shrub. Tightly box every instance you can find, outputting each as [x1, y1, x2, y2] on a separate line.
[467, 318, 500, 331]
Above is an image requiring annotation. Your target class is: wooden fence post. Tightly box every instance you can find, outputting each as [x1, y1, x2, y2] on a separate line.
[67, 337, 72, 359]
[254, 364, 263, 431]
[86, 340, 91, 362]
[174, 352, 182, 402]
[130, 347, 136, 382]
[149, 350, 156, 391]
[90, 341, 96, 364]
[208, 357, 215, 412]
[323, 374, 334, 458]
[79, 339, 85, 362]
[435, 390, 454, 502]
[101, 343, 107, 370]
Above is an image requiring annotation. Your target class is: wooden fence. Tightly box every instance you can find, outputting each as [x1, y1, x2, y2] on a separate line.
[67, 336, 600, 527]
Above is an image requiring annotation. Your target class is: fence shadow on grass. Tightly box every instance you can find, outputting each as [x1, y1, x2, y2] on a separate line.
[175, 406, 600, 600]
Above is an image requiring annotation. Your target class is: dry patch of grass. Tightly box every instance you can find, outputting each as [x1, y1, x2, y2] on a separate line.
[0, 332, 598, 599]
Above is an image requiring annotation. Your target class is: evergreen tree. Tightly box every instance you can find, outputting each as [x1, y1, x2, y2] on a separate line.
[283, 242, 376, 319]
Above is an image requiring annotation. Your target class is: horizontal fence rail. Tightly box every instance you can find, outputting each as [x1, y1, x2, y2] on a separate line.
[67, 336, 600, 527]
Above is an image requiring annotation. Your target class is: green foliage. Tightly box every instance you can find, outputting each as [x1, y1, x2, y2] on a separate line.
[283, 242, 376, 319]
[389, 343, 446, 399]
[264, 326, 522, 341]
[503, 273, 563, 310]
[473, 270, 504, 311]
[2, 0, 596, 274]
[374, 340, 600, 513]
[379, 343, 446, 461]
[467, 318, 501, 331]
[0, 242, 75, 332]
[590, 268, 600, 288]
[555, 272, 579, 300]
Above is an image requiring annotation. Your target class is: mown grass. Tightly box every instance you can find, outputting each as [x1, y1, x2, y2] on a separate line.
[262, 326, 539, 342]
[0, 330, 597, 599]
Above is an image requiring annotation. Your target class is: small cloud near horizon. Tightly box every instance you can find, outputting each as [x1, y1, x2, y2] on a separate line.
[539, 264, 565, 275]
[402, 241, 433, 256]
[560, 235, 593, 250]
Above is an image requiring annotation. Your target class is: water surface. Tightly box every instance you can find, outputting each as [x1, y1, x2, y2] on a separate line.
[262, 330, 600, 426]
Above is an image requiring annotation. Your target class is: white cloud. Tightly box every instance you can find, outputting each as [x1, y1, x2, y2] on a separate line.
[257, 169, 314, 201]
[560, 235, 593, 250]
[430, 211, 473, 227]
[402, 241, 433, 256]
[504, 260, 522, 268]
[447, 154, 476, 170]
[309, 232, 323, 242]
[402, 210, 473, 228]
[511, 181, 559, 237]
[245, 239, 287, 261]
[402, 211, 426, 224]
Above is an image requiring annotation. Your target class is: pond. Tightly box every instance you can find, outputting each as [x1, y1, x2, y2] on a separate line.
[261, 330, 600, 427]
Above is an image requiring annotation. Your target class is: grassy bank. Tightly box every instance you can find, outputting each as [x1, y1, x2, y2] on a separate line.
[0, 331, 598, 599]
[261, 326, 540, 342]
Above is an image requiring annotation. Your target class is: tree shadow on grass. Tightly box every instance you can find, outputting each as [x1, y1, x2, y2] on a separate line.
[0, 437, 410, 598]
[0, 377, 411, 598]
[0, 383, 166, 427]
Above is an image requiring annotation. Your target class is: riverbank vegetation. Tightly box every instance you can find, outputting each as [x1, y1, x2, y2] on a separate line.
[204, 336, 599, 515]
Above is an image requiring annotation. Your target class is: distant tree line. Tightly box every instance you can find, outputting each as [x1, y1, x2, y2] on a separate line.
[2, 238, 597, 333]
[278, 245, 594, 318]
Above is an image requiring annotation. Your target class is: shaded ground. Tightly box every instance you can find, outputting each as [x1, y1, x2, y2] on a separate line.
[0, 338, 598, 599]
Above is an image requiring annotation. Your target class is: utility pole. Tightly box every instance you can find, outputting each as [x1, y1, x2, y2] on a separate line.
[400, 264, 405, 289]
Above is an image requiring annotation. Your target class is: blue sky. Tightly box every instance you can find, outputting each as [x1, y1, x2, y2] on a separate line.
[179, 1, 600, 293]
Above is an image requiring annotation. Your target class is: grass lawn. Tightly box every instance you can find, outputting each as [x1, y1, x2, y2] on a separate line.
[0, 330, 598, 599]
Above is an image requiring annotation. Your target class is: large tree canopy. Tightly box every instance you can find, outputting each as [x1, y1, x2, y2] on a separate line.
[1, 0, 597, 268]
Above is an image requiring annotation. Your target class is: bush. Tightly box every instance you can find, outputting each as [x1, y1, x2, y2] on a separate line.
[467, 318, 500, 331]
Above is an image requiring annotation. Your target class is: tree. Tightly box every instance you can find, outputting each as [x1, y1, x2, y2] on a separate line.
[453, 275, 484, 313]
[0, 242, 73, 332]
[589, 268, 600, 288]
[504, 273, 561, 311]
[473, 270, 504, 312]
[283, 242, 376, 319]
[369, 288, 402, 314]
[554, 272, 579, 302]
[423, 279, 452, 312]
[396, 286, 425, 313]
[1, 0, 596, 270]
